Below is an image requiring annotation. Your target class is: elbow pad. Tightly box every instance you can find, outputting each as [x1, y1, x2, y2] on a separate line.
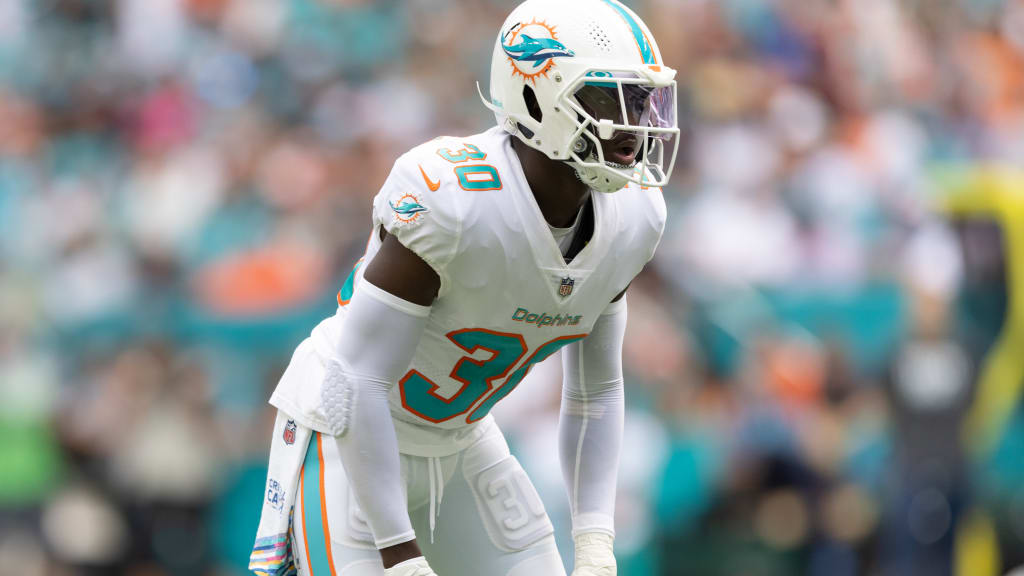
[321, 281, 430, 436]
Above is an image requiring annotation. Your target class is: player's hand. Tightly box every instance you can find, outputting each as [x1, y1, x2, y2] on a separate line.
[383, 556, 439, 576]
[571, 532, 616, 576]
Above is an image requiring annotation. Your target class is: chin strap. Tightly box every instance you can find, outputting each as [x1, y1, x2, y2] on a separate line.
[568, 134, 632, 193]
[571, 161, 630, 194]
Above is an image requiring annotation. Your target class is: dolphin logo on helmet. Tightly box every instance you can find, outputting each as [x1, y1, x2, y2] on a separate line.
[502, 34, 575, 67]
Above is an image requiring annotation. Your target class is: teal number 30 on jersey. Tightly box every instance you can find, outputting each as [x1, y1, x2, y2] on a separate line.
[435, 143, 503, 191]
[400, 329, 586, 423]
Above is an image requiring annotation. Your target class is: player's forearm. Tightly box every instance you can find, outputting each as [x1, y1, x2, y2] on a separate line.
[325, 280, 429, 551]
[558, 378, 624, 536]
[558, 299, 627, 537]
[338, 423, 425, 567]
[331, 379, 416, 549]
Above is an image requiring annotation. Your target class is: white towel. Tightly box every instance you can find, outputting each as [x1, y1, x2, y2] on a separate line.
[249, 412, 312, 576]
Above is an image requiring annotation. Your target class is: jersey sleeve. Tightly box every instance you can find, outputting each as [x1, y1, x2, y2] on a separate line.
[372, 151, 462, 292]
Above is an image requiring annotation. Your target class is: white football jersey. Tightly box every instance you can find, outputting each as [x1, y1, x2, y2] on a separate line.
[270, 126, 665, 456]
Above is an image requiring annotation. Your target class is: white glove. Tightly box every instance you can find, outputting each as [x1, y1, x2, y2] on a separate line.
[383, 556, 438, 576]
[571, 532, 616, 576]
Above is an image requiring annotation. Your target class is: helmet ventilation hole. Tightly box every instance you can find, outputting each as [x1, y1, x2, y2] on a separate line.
[587, 20, 612, 52]
[522, 85, 543, 123]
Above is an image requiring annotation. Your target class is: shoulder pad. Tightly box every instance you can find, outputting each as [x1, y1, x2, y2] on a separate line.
[372, 132, 507, 279]
[373, 150, 463, 281]
[616, 184, 667, 262]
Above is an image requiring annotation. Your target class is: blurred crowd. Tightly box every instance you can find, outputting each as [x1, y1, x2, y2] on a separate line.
[2, 0, 1024, 575]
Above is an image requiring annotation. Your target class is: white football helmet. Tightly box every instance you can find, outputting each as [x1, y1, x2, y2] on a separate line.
[480, 0, 679, 193]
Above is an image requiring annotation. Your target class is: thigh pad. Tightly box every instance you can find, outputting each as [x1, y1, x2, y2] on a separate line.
[467, 455, 554, 552]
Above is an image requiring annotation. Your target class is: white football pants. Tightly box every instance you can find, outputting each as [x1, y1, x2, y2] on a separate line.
[288, 413, 566, 576]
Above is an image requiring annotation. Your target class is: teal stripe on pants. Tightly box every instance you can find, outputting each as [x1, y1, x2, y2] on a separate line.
[302, 433, 332, 575]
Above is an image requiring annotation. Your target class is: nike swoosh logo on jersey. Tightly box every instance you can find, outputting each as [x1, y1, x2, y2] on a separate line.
[419, 165, 440, 191]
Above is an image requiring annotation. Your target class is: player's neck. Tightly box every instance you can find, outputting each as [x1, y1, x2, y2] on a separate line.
[512, 138, 590, 228]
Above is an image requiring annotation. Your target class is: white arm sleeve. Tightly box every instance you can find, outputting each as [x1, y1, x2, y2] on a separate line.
[325, 280, 430, 549]
[559, 297, 627, 538]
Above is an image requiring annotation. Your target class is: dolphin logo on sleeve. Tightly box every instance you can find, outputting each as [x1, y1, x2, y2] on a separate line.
[390, 199, 428, 216]
[389, 192, 429, 224]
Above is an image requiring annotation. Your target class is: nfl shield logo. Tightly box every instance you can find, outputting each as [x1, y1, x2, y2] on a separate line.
[283, 419, 297, 445]
[559, 277, 575, 297]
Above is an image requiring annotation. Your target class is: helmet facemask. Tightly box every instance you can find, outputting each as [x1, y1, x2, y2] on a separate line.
[559, 67, 679, 193]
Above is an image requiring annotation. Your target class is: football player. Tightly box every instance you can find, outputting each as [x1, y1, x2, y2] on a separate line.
[250, 1, 679, 575]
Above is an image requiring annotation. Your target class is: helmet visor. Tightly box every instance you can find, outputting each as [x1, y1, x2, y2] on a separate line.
[573, 73, 676, 139]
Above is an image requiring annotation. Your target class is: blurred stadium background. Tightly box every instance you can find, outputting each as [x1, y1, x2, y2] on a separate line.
[3, 0, 1024, 574]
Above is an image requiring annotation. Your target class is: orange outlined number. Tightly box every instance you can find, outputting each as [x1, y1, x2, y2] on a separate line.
[400, 329, 527, 423]
[399, 330, 586, 423]
[454, 165, 502, 191]
[466, 333, 585, 422]
[437, 143, 487, 163]
[435, 143, 502, 190]
[336, 259, 363, 306]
